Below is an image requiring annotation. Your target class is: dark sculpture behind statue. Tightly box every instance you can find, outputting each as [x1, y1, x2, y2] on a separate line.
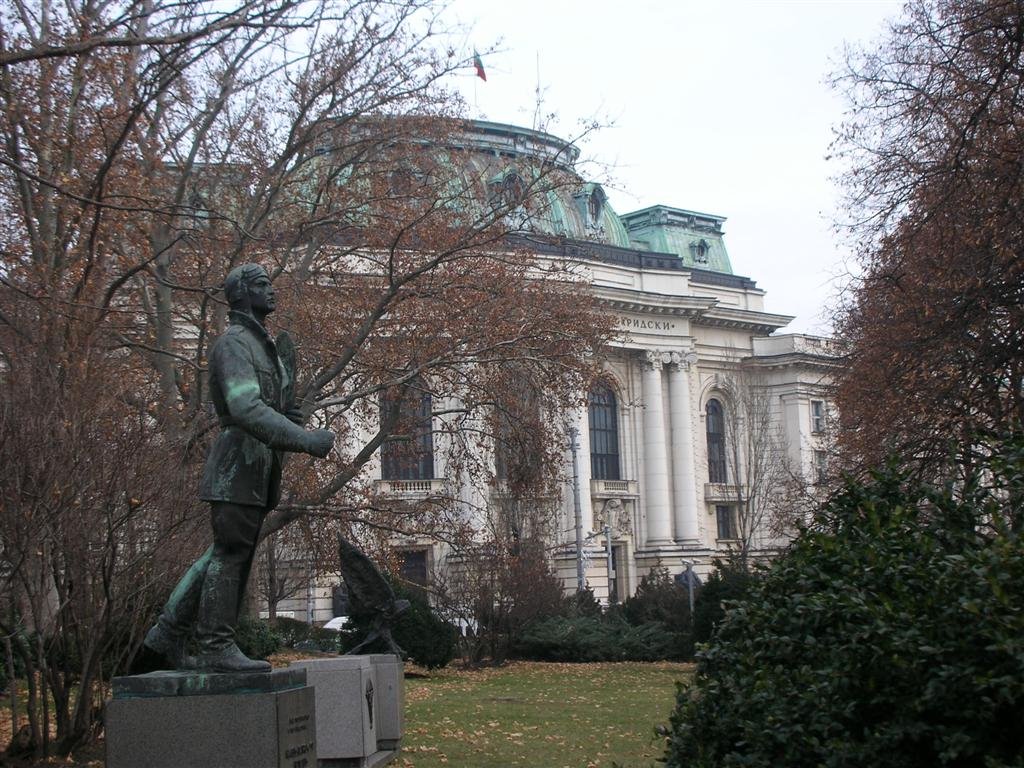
[337, 534, 409, 658]
[144, 264, 335, 673]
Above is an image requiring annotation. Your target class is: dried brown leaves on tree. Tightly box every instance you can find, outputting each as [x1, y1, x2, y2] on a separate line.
[0, 0, 610, 755]
[831, 0, 1024, 476]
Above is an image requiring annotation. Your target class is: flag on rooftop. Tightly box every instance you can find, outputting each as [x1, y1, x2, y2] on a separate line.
[473, 49, 486, 81]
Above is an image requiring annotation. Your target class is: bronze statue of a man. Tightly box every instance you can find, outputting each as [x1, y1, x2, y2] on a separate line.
[144, 264, 334, 672]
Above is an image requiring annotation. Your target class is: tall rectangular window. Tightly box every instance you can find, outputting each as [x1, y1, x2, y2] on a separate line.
[589, 382, 621, 480]
[814, 449, 828, 484]
[399, 549, 429, 585]
[706, 398, 728, 483]
[493, 378, 541, 486]
[715, 505, 735, 540]
[811, 400, 826, 434]
[380, 386, 434, 480]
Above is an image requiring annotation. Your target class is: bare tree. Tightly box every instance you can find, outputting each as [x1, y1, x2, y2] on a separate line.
[718, 369, 791, 566]
[252, 529, 310, 622]
[0, 0, 611, 755]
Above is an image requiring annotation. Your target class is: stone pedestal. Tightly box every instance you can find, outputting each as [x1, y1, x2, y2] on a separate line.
[290, 657, 385, 767]
[106, 668, 317, 768]
[366, 654, 404, 751]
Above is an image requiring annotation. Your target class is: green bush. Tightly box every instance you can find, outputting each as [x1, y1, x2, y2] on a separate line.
[341, 578, 457, 669]
[665, 459, 1024, 768]
[234, 617, 282, 660]
[690, 558, 758, 645]
[618, 567, 694, 658]
[393, 590, 458, 669]
[272, 616, 341, 652]
[565, 586, 603, 618]
[307, 625, 342, 652]
[512, 615, 680, 662]
[272, 616, 311, 647]
[510, 569, 699, 662]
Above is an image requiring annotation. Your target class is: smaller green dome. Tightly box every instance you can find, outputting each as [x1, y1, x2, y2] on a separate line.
[620, 206, 733, 274]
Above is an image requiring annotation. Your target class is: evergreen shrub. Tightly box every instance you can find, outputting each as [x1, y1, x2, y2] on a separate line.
[234, 617, 282, 660]
[512, 615, 679, 662]
[271, 616, 341, 652]
[511, 568, 699, 662]
[665, 457, 1024, 768]
[690, 558, 758, 645]
[618, 567, 694, 659]
[341, 578, 457, 669]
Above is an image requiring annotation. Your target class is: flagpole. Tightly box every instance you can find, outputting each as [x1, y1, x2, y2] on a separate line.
[533, 50, 540, 130]
[470, 48, 486, 111]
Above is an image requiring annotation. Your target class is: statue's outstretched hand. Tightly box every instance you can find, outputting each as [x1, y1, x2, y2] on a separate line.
[305, 428, 335, 458]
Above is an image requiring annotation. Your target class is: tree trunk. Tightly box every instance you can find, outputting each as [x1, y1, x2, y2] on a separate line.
[266, 535, 279, 622]
[4, 632, 16, 740]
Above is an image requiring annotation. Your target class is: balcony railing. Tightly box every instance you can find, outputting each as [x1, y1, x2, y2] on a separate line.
[375, 478, 448, 496]
[591, 478, 639, 497]
[704, 483, 744, 502]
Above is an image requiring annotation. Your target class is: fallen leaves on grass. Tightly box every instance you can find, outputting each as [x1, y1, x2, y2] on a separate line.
[400, 661, 691, 768]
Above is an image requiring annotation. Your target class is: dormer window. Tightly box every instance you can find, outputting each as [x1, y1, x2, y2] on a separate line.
[389, 168, 415, 196]
[188, 192, 211, 227]
[689, 239, 710, 265]
[587, 186, 605, 224]
[574, 184, 607, 239]
[489, 169, 527, 210]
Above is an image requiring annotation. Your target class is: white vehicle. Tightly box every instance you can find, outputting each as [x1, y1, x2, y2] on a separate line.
[322, 616, 350, 631]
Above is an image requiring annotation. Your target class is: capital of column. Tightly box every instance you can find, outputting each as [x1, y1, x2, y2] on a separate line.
[644, 349, 670, 371]
[668, 349, 699, 371]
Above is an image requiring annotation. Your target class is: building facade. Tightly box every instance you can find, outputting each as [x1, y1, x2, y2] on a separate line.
[266, 121, 837, 621]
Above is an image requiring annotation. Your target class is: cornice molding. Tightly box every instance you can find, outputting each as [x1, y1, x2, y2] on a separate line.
[696, 308, 794, 334]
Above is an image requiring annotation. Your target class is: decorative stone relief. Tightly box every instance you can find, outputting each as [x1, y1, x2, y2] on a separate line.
[644, 349, 673, 370]
[669, 350, 699, 370]
[598, 498, 633, 538]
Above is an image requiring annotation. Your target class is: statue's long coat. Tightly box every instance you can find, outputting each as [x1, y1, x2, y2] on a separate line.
[199, 311, 306, 508]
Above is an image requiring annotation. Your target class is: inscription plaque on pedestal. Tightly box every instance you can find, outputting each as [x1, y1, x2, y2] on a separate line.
[106, 669, 317, 768]
[278, 691, 317, 768]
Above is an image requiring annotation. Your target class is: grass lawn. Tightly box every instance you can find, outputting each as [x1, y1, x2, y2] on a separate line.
[0, 658, 690, 767]
[397, 661, 692, 768]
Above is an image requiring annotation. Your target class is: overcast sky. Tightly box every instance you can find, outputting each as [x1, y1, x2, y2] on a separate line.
[443, 0, 904, 334]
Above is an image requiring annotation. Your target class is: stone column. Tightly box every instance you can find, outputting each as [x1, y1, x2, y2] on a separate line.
[641, 350, 673, 545]
[669, 351, 700, 542]
[574, 405, 595, 535]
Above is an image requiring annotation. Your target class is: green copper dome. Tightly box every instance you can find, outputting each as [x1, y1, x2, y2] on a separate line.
[620, 205, 733, 274]
[443, 121, 633, 248]
[311, 118, 735, 274]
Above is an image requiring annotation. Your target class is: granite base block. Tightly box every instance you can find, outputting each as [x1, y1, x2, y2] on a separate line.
[320, 748, 397, 768]
[366, 655, 404, 750]
[106, 669, 317, 768]
[289, 657, 376, 762]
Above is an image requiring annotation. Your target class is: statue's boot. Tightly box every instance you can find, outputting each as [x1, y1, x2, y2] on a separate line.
[144, 547, 212, 669]
[195, 641, 272, 673]
[194, 561, 270, 673]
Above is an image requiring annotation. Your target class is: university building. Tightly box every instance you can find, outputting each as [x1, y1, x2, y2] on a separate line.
[267, 121, 837, 621]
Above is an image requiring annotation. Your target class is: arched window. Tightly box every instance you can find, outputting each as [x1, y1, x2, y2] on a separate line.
[493, 381, 540, 486]
[380, 385, 434, 480]
[706, 398, 727, 483]
[589, 382, 621, 480]
[489, 169, 527, 210]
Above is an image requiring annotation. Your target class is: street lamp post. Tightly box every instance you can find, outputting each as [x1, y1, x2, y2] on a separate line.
[604, 523, 615, 603]
[567, 424, 585, 592]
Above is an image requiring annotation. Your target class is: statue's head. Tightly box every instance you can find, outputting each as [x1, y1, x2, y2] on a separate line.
[224, 263, 274, 316]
